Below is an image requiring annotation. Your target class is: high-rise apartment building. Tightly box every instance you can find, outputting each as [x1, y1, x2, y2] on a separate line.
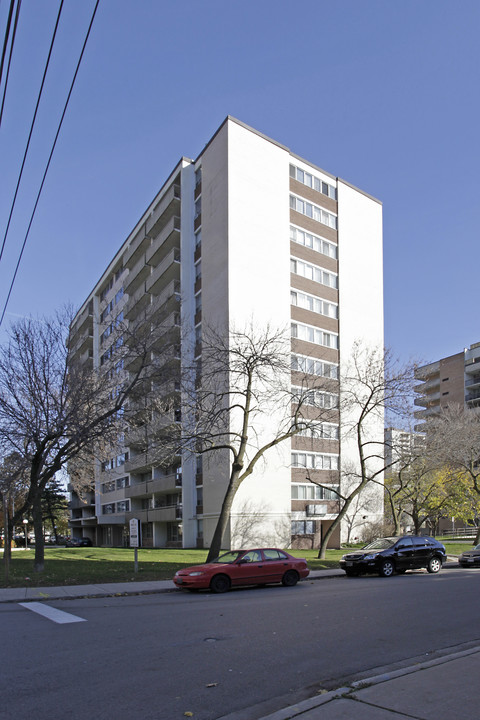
[69, 117, 384, 550]
[414, 342, 480, 430]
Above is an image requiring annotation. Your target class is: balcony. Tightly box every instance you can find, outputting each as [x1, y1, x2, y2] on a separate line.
[124, 228, 151, 269]
[125, 474, 181, 499]
[124, 285, 152, 321]
[414, 361, 440, 381]
[146, 248, 180, 296]
[146, 184, 180, 240]
[126, 504, 181, 524]
[145, 215, 180, 268]
[414, 392, 440, 407]
[124, 255, 151, 296]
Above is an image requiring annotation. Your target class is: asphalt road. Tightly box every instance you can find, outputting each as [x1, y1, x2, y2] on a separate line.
[2, 566, 480, 720]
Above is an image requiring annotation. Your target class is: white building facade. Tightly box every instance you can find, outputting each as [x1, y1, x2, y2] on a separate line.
[69, 117, 384, 550]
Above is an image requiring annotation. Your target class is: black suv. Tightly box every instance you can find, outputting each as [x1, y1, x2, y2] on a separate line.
[340, 536, 447, 577]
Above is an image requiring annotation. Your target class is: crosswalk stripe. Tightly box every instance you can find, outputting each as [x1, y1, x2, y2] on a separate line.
[19, 602, 86, 624]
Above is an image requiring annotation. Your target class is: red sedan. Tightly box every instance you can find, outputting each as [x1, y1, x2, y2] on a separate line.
[173, 548, 310, 593]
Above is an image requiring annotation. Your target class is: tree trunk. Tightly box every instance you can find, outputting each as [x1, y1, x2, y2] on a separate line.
[206, 471, 241, 562]
[32, 492, 45, 573]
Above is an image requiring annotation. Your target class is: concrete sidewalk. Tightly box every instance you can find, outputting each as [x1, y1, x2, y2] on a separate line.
[255, 643, 480, 720]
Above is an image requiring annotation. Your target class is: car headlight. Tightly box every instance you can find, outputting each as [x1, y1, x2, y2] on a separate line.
[363, 554, 375, 560]
[188, 571, 204, 576]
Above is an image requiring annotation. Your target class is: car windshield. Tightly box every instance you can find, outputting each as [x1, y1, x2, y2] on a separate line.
[212, 551, 245, 564]
[362, 537, 397, 551]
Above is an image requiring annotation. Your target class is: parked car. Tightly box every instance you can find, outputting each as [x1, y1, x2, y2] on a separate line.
[458, 543, 480, 567]
[340, 535, 447, 577]
[173, 548, 310, 593]
[65, 536, 93, 547]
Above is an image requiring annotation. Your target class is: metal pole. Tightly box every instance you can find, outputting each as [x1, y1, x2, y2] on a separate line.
[134, 547, 138, 573]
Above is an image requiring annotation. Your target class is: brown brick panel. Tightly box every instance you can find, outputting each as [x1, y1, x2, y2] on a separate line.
[290, 210, 337, 242]
[291, 339, 339, 363]
[290, 274, 338, 303]
[290, 178, 337, 213]
[291, 437, 339, 453]
[291, 306, 338, 333]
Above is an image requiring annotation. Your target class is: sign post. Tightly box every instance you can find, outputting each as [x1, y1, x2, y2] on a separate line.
[129, 518, 140, 573]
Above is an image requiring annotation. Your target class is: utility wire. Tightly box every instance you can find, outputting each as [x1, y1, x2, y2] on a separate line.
[0, 0, 64, 264]
[0, 0, 22, 129]
[0, 0, 16, 91]
[0, 0, 100, 329]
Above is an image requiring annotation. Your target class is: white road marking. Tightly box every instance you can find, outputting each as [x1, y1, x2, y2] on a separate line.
[19, 602, 86, 624]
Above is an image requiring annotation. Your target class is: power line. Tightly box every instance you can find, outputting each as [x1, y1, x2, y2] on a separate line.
[0, 0, 22, 129]
[0, 0, 65, 265]
[0, 0, 16, 92]
[0, 0, 101, 329]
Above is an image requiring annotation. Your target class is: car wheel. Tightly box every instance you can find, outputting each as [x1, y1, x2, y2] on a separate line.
[379, 560, 395, 577]
[282, 570, 299, 587]
[427, 556, 442, 574]
[210, 574, 231, 593]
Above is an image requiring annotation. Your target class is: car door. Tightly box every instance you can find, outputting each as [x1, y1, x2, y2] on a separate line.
[229, 550, 266, 586]
[260, 549, 292, 582]
[412, 537, 431, 568]
[394, 537, 414, 569]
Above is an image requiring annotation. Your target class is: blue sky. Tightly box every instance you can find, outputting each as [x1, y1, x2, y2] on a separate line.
[1, 0, 479, 364]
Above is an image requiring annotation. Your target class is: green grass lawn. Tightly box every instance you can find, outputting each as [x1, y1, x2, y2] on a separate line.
[0, 541, 468, 588]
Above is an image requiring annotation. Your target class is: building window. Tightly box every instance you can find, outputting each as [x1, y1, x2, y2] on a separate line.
[291, 520, 316, 535]
[290, 164, 337, 200]
[116, 476, 129, 489]
[292, 483, 340, 500]
[290, 225, 337, 259]
[291, 451, 339, 470]
[101, 480, 116, 493]
[297, 422, 339, 440]
[167, 522, 182, 542]
[116, 500, 130, 513]
[290, 194, 337, 229]
[102, 503, 116, 515]
[291, 290, 338, 319]
[291, 322, 339, 349]
[290, 257, 338, 288]
[291, 354, 338, 379]
[292, 386, 339, 409]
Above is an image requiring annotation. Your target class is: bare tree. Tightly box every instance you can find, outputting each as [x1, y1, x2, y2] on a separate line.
[0, 308, 175, 571]
[427, 404, 480, 542]
[137, 324, 336, 562]
[315, 343, 416, 558]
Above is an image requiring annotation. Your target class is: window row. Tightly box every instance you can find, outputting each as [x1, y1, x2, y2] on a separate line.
[100, 288, 124, 323]
[290, 257, 338, 288]
[297, 421, 339, 440]
[291, 289, 338, 319]
[290, 164, 337, 200]
[100, 335, 124, 365]
[292, 520, 316, 535]
[290, 195, 337, 230]
[102, 499, 130, 514]
[291, 483, 340, 500]
[290, 225, 337, 259]
[291, 451, 339, 470]
[101, 452, 129, 472]
[101, 476, 130, 493]
[291, 322, 338, 349]
[291, 354, 338, 379]
[292, 386, 339, 409]
[100, 312, 124, 345]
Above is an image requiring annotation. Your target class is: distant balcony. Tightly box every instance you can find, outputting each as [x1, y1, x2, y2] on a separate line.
[146, 248, 180, 295]
[145, 216, 180, 268]
[124, 255, 151, 296]
[126, 503, 181, 524]
[146, 184, 180, 239]
[124, 229, 151, 270]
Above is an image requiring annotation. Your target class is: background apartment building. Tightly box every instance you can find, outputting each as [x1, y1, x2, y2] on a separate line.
[414, 342, 480, 430]
[69, 117, 384, 551]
